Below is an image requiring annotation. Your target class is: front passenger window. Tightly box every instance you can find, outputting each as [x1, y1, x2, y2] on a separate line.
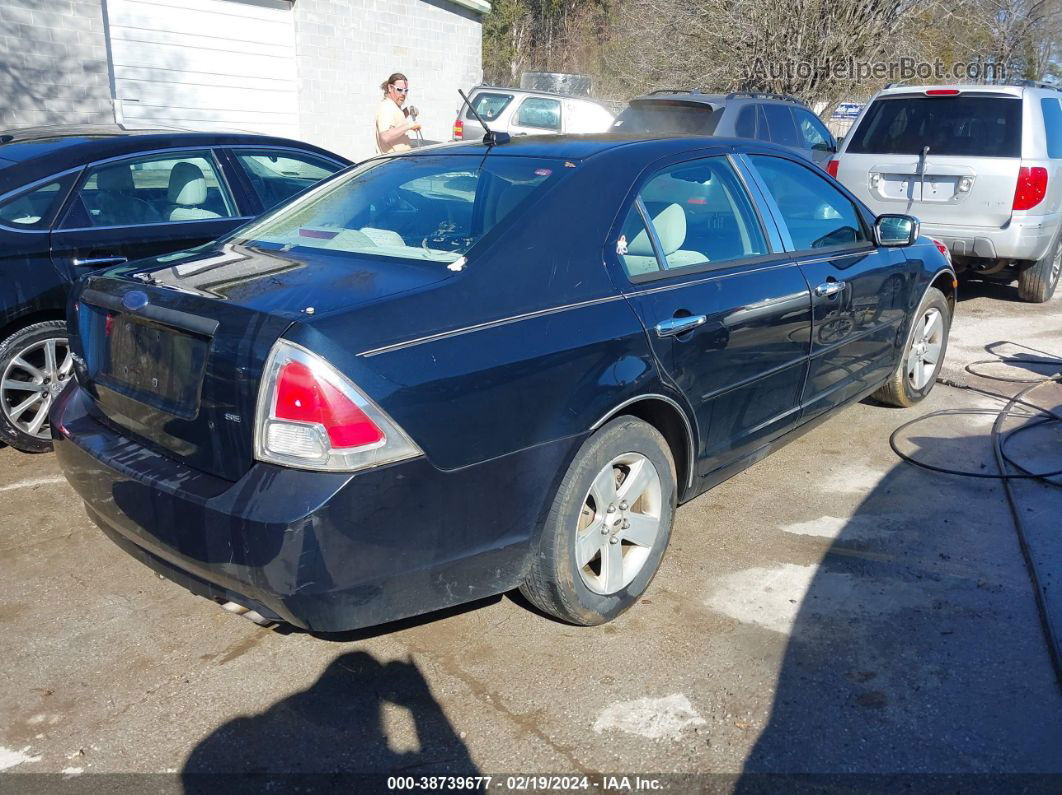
[64, 152, 235, 228]
[750, 155, 867, 250]
[235, 149, 342, 212]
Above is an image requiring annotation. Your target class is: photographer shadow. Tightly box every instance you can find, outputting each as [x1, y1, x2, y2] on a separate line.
[182, 650, 478, 789]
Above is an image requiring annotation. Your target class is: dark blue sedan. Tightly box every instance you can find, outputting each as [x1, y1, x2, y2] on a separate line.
[50, 135, 955, 631]
[0, 125, 349, 452]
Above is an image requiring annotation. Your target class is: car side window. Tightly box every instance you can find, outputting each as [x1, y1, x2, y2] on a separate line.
[514, 97, 561, 131]
[62, 151, 235, 229]
[467, 92, 513, 122]
[0, 175, 75, 229]
[763, 104, 801, 147]
[234, 149, 343, 212]
[750, 154, 868, 251]
[734, 105, 756, 138]
[617, 157, 768, 279]
[1041, 98, 1062, 159]
[754, 105, 770, 141]
[794, 108, 835, 153]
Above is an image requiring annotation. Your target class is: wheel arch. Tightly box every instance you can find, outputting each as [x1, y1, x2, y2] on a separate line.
[590, 394, 696, 501]
[929, 268, 957, 312]
[0, 308, 67, 347]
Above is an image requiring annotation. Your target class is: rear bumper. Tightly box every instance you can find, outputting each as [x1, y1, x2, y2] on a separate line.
[51, 382, 577, 632]
[916, 214, 1059, 263]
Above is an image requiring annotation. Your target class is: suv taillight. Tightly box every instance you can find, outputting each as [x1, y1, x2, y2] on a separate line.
[826, 159, 839, 178]
[255, 340, 421, 472]
[1013, 166, 1048, 211]
[453, 118, 464, 139]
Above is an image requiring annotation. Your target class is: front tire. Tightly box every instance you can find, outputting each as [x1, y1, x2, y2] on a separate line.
[1018, 234, 1061, 303]
[0, 320, 73, 453]
[520, 417, 676, 625]
[872, 287, 950, 408]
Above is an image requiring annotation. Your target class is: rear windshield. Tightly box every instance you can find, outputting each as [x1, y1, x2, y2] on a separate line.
[612, 101, 722, 135]
[465, 92, 513, 122]
[846, 95, 1022, 157]
[233, 155, 565, 264]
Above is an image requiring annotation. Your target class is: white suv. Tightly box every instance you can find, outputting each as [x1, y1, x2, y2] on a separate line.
[830, 82, 1062, 302]
[452, 86, 614, 141]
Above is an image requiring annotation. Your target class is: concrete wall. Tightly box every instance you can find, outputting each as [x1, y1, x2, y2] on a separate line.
[293, 0, 483, 160]
[0, 0, 113, 129]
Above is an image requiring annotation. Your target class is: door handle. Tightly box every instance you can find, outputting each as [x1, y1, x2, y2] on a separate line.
[73, 255, 128, 268]
[655, 315, 707, 337]
[814, 281, 845, 298]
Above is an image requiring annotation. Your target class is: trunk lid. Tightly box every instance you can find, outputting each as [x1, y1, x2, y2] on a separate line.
[838, 92, 1023, 229]
[71, 243, 452, 481]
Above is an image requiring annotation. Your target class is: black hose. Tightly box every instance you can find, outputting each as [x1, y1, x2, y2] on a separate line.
[888, 356, 1062, 690]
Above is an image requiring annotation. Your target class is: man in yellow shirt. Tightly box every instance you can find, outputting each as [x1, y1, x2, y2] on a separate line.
[375, 72, 421, 154]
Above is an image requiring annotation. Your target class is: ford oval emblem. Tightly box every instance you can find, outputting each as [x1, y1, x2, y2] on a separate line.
[122, 290, 149, 311]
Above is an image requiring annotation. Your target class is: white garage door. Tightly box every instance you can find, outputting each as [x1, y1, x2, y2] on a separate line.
[106, 0, 298, 137]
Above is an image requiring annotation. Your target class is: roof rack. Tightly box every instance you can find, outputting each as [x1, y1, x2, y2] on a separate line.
[647, 89, 704, 96]
[1010, 79, 1062, 91]
[725, 91, 807, 105]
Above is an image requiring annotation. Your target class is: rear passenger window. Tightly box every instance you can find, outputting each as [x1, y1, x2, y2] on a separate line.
[763, 105, 800, 147]
[735, 106, 756, 138]
[617, 157, 767, 279]
[0, 177, 74, 229]
[1042, 98, 1062, 159]
[794, 108, 835, 152]
[466, 92, 513, 122]
[235, 149, 342, 212]
[750, 155, 867, 251]
[515, 98, 561, 130]
[63, 152, 235, 228]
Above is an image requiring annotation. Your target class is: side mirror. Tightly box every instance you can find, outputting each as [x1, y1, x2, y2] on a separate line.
[875, 214, 920, 247]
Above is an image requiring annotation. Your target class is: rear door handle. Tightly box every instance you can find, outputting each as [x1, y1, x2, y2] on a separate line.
[814, 281, 845, 298]
[655, 315, 707, 337]
[73, 255, 128, 267]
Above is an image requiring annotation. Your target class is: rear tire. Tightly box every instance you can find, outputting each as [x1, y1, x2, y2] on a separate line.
[1017, 234, 1061, 303]
[520, 417, 676, 626]
[0, 320, 71, 453]
[872, 287, 950, 408]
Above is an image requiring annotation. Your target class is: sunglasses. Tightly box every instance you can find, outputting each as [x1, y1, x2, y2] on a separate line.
[392, 87, 409, 94]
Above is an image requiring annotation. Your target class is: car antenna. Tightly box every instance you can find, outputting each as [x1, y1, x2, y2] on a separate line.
[458, 89, 511, 147]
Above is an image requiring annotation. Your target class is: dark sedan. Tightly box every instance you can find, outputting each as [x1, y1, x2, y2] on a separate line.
[0, 125, 350, 451]
[51, 135, 955, 632]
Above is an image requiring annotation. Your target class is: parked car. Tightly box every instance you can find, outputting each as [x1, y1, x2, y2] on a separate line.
[51, 135, 955, 633]
[452, 86, 614, 140]
[829, 82, 1062, 302]
[0, 125, 350, 451]
[611, 90, 837, 168]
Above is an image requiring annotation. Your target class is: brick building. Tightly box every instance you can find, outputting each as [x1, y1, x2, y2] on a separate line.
[0, 0, 487, 160]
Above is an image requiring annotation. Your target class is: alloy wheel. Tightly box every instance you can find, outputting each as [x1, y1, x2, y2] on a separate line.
[575, 452, 663, 595]
[906, 307, 943, 391]
[1, 337, 73, 440]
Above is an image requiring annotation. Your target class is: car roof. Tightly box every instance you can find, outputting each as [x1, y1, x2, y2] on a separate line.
[394, 133, 797, 164]
[627, 90, 808, 108]
[872, 84, 1029, 99]
[0, 125, 350, 187]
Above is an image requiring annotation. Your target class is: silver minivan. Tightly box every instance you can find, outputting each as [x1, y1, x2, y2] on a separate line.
[831, 83, 1062, 302]
[452, 86, 615, 141]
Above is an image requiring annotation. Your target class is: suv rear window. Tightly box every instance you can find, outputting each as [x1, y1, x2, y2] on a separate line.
[613, 101, 723, 135]
[465, 92, 513, 122]
[846, 95, 1022, 157]
[235, 155, 565, 264]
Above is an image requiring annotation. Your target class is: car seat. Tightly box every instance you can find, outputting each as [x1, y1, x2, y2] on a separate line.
[622, 203, 706, 275]
[94, 165, 160, 227]
[167, 162, 222, 221]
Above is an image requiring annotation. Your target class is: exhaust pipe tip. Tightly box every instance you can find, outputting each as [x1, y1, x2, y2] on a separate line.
[219, 600, 276, 627]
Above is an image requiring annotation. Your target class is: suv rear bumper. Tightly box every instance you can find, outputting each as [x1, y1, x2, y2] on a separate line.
[918, 213, 1059, 263]
[51, 382, 572, 632]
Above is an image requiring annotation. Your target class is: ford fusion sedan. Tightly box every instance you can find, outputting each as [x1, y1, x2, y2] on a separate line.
[51, 135, 955, 632]
[0, 125, 350, 451]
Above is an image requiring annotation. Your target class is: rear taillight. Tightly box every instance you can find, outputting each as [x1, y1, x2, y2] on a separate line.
[453, 118, 463, 140]
[1013, 166, 1048, 211]
[930, 238, 952, 264]
[255, 340, 421, 472]
[826, 159, 839, 178]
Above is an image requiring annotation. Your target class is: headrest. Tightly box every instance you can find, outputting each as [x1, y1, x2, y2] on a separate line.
[97, 165, 134, 193]
[627, 203, 686, 257]
[167, 162, 208, 206]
